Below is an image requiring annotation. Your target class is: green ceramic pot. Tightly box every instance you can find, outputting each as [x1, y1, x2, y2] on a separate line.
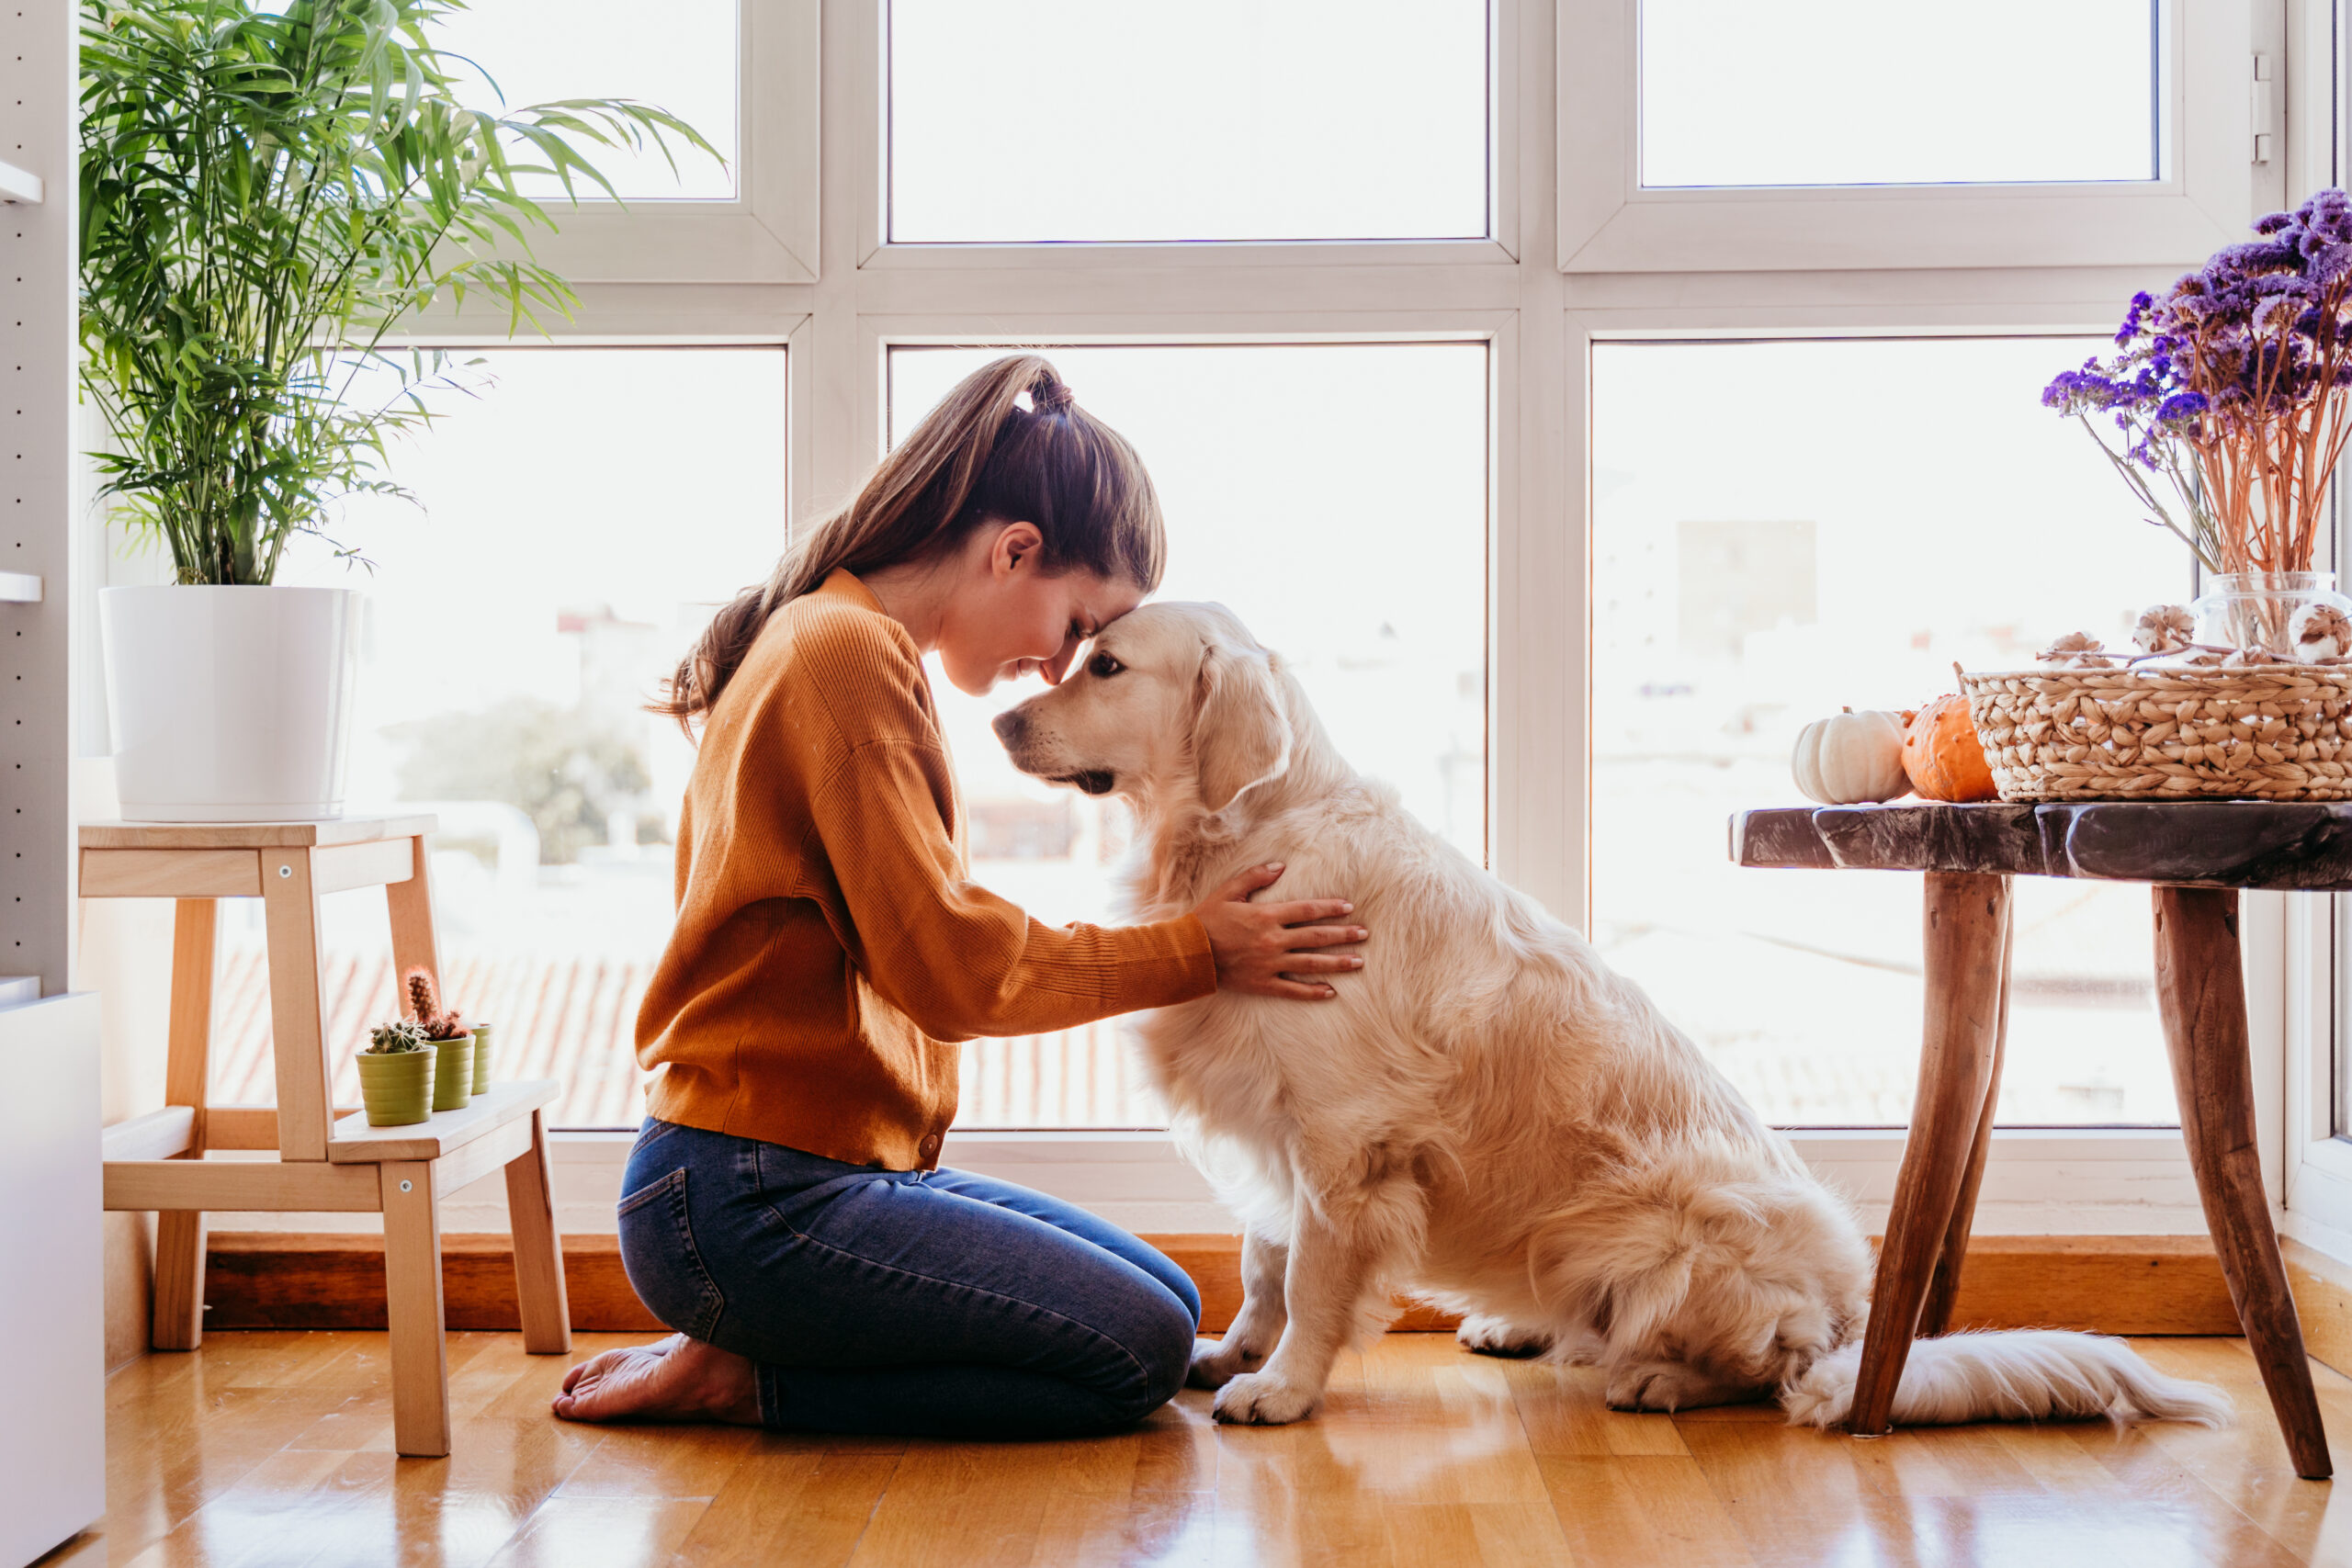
[356, 1049, 435, 1127]
[431, 1035, 473, 1111]
[469, 1022, 493, 1095]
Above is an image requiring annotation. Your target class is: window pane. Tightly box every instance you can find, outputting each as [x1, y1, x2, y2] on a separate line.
[1641, 0, 2158, 188]
[432, 0, 739, 200]
[211, 350, 789, 1129]
[888, 1, 1487, 243]
[890, 344, 1487, 1124]
[2339, 897, 2352, 1135]
[1593, 338, 2184, 1127]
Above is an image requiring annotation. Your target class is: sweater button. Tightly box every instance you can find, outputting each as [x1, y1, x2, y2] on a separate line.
[920, 1134, 941, 1158]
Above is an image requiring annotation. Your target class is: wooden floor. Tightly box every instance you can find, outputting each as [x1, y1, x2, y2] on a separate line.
[50, 1331, 2352, 1567]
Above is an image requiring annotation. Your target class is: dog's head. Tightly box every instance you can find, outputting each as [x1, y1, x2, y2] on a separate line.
[991, 602, 1294, 814]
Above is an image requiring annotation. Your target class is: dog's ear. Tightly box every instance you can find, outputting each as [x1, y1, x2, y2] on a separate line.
[1193, 633, 1294, 813]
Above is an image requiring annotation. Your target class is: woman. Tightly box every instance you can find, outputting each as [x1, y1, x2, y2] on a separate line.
[551, 355, 1366, 1437]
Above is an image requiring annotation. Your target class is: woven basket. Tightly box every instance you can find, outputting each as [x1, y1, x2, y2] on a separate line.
[1961, 663, 2352, 801]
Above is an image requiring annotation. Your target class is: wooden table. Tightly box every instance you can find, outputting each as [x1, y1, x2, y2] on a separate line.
[85, 817, 571, 1458]
[1733, 800, 2335, 1479]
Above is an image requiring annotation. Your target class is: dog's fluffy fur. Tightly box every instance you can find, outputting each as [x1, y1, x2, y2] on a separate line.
[993, 602, 2230, 1431]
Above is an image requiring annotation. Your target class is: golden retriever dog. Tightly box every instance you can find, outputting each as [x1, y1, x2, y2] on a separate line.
[990, 602, 2229, 1431]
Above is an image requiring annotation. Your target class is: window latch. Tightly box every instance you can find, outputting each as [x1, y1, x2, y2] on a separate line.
[2254, 53, 2276, 164]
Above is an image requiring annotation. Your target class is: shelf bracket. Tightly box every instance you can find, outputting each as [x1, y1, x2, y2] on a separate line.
[0, 160, 42, 205]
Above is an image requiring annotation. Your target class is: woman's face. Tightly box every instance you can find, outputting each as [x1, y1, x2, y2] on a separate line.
[934, 522, 1145, 696]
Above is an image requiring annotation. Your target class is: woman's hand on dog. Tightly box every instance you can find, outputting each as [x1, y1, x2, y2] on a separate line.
[1193, 863, 1365, 1000]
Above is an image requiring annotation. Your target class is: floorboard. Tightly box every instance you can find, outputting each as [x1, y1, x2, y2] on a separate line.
[46, 1331, 2352, 1567]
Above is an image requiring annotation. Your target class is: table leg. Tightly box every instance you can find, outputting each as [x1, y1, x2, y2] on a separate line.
[153, 897, 218, 1351]
[1919, 895, 2013, 1337]
[1849, 870, 2012, 1436]
[381, 1159, 451, 1459]
[2153, 886, 2331, 1480]
[261, 850, 333, 1163]
[386, 834, 441, 1014]
[503, 1108, 572, 1355]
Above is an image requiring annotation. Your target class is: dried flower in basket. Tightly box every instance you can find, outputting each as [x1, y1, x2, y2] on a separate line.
[404, 967, 469, 1042]
[2132, 604, 2195, 656]
[2038, 632, 2115, 669]
[2290, 602, 2352, 661]
[2044, 187, 2352, 576]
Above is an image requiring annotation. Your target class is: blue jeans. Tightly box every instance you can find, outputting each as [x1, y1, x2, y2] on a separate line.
[615, 1118, 1202, 1438]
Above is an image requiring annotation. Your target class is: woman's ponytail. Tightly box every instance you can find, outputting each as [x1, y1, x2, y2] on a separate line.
[654, 354, 1164, 733]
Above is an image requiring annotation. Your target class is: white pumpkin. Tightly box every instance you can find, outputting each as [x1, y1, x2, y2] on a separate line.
[1792, 708, 1912, 805]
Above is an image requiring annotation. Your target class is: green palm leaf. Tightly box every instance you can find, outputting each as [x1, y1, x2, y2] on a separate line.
[79, 0, 722, 583]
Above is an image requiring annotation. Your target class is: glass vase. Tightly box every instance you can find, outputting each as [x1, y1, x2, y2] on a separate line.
[2189, 571, 2352, 660]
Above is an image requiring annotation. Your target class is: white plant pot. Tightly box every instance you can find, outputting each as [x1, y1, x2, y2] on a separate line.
[99, 585, 361, 822]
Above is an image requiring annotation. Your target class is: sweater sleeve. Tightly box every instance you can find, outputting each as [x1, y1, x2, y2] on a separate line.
[801, 738, 1216, 1041]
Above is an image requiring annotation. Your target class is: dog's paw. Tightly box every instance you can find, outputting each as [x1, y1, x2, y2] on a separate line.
[1187, 1336, 1261, 1391]
[1604, 1359, 1757, 1414]
[1606, 1361, 1696, 1412]
[1456, 1314, 1549, 1359]
[1212, 1371, 1320, 1426]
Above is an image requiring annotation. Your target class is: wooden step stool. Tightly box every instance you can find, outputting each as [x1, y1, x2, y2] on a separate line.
[87, 817, 571, 1458]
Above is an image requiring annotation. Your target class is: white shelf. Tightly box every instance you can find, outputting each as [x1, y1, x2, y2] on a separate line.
[0, 573, 42, 603]
[0, 994, 102, 1568]
[0, 160, 41, 205]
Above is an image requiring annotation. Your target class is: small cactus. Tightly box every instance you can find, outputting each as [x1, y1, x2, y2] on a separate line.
[404, 968, 469, 1041]
[367, 1019, 427, 1054]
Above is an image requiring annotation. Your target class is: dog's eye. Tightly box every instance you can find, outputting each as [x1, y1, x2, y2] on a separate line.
[1088, 651, 1125, 679]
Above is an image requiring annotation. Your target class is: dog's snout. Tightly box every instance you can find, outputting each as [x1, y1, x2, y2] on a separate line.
[991, 709, 1026, 747]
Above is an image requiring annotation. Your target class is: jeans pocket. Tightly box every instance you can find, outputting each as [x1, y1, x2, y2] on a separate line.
[617, 1164, 684, 1217]
[616, 1168, 727, 1342]
[631, 1118, 686, 1158]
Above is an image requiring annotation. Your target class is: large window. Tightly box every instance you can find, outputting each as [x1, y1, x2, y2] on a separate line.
[1564, 0, 2251, 273]
[207, 349, 789, 1130]
[888, 0, 1489, 243]
[78, 0, 2302, 1234]
[1638, 0, 2162, 189]
[890, 344, 1488, 1126]
[1592, 337, 2185, 1124]
[433, 0, 741, 200]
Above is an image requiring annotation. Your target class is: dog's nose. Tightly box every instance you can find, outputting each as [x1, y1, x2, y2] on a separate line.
[991, 710, 1026, 746]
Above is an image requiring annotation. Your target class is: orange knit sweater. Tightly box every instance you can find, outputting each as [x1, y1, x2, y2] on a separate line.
[636, 569, 1216, 1168]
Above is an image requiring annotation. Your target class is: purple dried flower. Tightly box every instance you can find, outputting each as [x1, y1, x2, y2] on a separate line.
[2116, 289, 2155, 344]
[2155, 389, 2208, 423]
[2048, 188, 2352, 573]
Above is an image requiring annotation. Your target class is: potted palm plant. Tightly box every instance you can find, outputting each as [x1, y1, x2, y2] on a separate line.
[79, 0, 714, 820]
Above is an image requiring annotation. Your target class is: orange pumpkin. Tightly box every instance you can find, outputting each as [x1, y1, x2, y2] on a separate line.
[1901, 694, 1997, 802]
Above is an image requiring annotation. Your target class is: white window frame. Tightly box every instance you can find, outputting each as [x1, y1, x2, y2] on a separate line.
[499, 0, 820, 286]
[2269, 0, 2352, 1251]
[2275, 890, 2347, 1248]
[857, 0, 1521, 268]
[321, 0, 2324, 1241]
[1559, 0, 2267, 274]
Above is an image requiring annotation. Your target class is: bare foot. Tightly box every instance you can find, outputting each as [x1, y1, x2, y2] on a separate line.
[550, 1333, 762, 1426]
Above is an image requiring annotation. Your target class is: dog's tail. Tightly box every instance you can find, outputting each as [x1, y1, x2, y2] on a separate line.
[1779, 1329, 2233, 1429]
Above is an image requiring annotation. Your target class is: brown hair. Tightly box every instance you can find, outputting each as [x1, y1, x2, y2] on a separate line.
[655, 354, 1165, 731]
